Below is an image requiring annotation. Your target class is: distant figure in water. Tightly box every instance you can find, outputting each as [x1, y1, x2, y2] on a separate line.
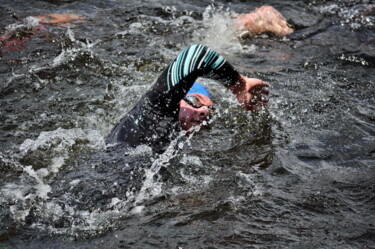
[0, 13, 83, 53]
[107, 44, 269, 151]
[1, 6, 292, 53]
[236, 5, 293, 37]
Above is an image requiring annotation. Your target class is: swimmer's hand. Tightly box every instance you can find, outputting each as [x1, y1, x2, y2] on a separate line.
[228, 75, 269, 112]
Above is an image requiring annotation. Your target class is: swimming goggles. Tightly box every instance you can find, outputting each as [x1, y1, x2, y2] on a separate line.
[183, 95, 214, 110]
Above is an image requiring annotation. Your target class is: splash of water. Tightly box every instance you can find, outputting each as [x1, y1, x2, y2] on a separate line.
[191, 5, 246, 55]
[5, 16, 40, 32]
[1, 128, 105, 224]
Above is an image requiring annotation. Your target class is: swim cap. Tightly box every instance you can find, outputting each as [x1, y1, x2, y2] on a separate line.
[187, 82, 211, 99]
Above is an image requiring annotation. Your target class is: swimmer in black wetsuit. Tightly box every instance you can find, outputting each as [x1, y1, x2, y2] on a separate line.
[107, 44, 269, 150]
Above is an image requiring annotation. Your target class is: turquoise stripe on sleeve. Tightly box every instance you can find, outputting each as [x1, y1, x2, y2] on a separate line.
[211, 55, 225, 69]
[191, 44, 204, 71]
[183, 44, 198, 76]
[174, 48, 187, 85]
[173, 48, 186, 85]
[203, 50, 214, 66]
[206, 50, 217, 66]
[166, 44, 232, 92]
[178, 48, 188, 81]
[189, 44, 202, 71]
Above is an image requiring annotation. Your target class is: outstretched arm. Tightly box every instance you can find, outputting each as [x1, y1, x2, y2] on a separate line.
[147, 44, 268, 112]
[146, 44, 240, 111]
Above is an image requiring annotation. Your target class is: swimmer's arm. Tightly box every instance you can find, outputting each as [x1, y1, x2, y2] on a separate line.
[165, 44, 241, 91]
[148, 44, 268, 112]
[183, 45, 269, 112]
[147, 44, 241, 108]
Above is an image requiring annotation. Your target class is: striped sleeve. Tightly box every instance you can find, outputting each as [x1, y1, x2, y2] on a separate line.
[166, 44, 240, 90]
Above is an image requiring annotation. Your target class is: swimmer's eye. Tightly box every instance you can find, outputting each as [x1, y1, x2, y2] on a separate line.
[183, 96, 215, 111]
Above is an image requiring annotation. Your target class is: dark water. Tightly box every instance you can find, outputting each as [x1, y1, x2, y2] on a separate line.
[1, 0, 374, 248]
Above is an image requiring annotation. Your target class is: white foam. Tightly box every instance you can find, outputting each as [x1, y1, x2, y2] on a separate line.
[179, 168, 198, 184]
[36, 168, 50, 178]
[192, 5, 245, 55]
[18, 127, 104, 179]
[180, 154, 203, 167]
[1, 128, 106, 224]
[236, 171, 262, 197]
[19, 128, 105, 156]
[18, 27, 101, 73]
[44, 202, 64, 221]
[9, 205, 30, 222]
[50, 156, 66, 174]
[5, 16, 40, 32]
[109, 197, 121, 207]
[1, 183, 29, 202]
[129, 144, 153, 157]
[134, 131, 190, 204]
[130, 205, 145, 214]
[316, 3, 375, 30]
[23, 166, 52, 199]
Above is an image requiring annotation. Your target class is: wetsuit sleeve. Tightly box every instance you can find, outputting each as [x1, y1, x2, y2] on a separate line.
[166, 44, 240, 89]
[145, 44, 241, 111]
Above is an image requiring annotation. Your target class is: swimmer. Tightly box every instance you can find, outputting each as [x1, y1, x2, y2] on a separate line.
[0, 13, 83, 54]
[107, 44, 269, 150]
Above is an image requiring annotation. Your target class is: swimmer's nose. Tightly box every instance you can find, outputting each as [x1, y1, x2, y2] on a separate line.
[198, 106, 211, 120]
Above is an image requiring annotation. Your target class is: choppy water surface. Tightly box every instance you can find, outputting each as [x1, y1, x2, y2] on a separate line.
[0, 0, 374, 248]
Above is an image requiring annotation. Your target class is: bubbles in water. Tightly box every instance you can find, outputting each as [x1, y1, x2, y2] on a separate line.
[338, 54, 369, 66]
[316, 3, 375, 30]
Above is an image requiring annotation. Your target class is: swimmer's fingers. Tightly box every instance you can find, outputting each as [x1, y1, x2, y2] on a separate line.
[250, 83, 269, 103]
[261, 87, 269, 95]
[246, 88, 269, 112]
[256, 95, 269, 105]
[250, 85, 269, 97]
[228, 75, 270, 112]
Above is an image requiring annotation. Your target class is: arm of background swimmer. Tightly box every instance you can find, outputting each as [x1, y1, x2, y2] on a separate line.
[144, 44, 242, 112]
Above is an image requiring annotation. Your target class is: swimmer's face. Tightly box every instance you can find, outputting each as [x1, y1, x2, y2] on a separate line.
[178, 93, 214, 131]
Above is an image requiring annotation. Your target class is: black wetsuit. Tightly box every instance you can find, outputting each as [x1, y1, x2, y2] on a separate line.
[107, 44, 241, 150]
